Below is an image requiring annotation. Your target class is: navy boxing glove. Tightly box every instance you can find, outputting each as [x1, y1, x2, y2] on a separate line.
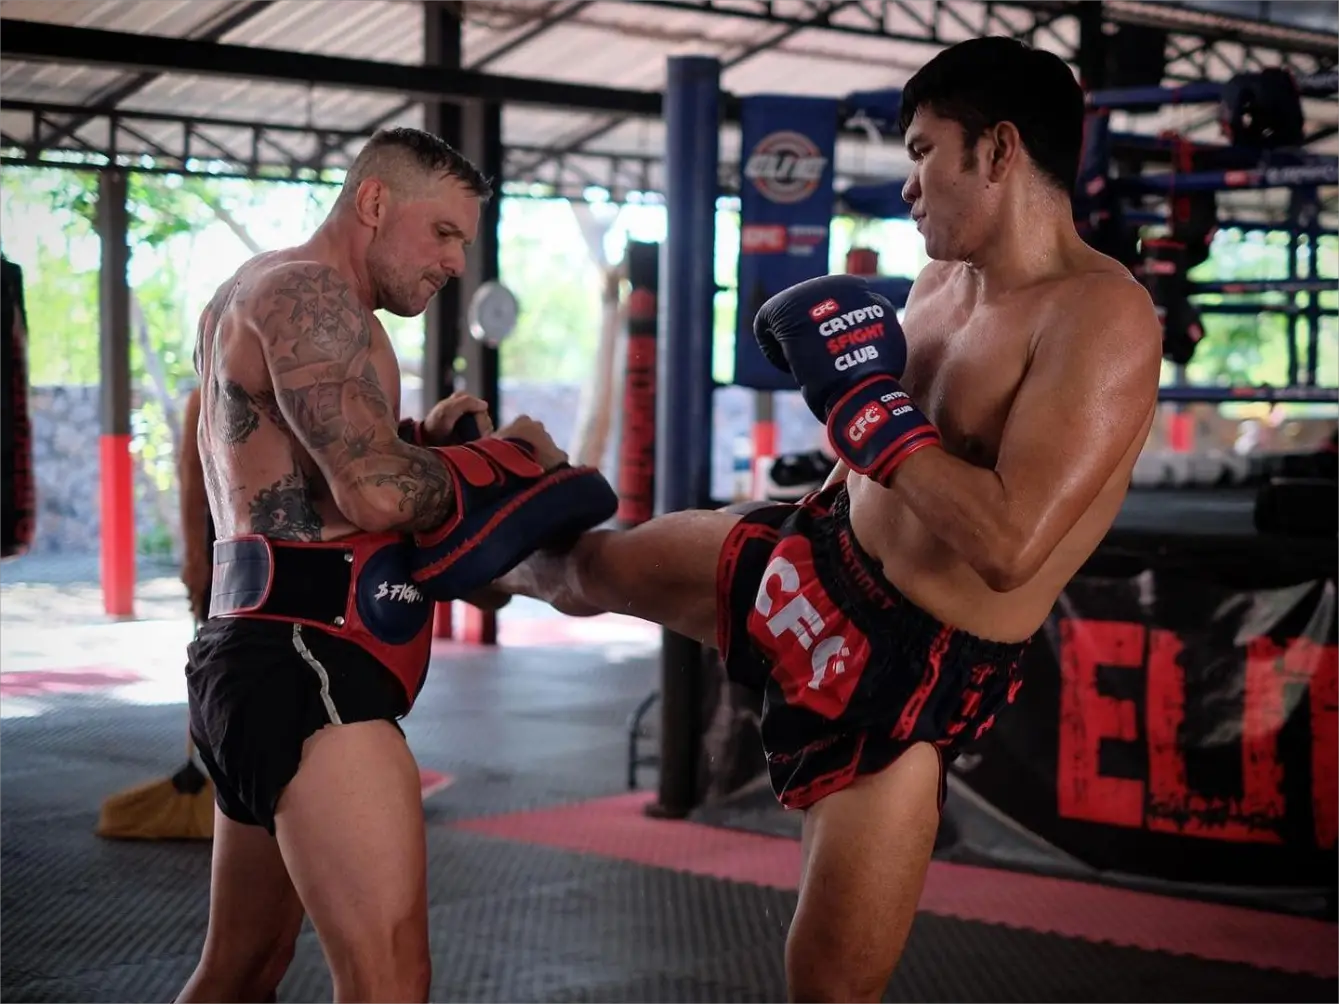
[753, 275, 941, 485]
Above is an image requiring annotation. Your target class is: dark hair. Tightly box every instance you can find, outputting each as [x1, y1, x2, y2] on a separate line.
[899, 37, 1085, 194]
[358, 127, 494, 201]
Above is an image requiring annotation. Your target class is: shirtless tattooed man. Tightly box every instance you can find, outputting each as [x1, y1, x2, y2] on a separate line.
[177, 128, 614, 1003]
[492, 37, 1164, 1002]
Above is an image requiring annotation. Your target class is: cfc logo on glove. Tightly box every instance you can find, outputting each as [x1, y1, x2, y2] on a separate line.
[845, 402, 888, 445]
[808, 298, 840, 321]
[843, 389, 918, 446]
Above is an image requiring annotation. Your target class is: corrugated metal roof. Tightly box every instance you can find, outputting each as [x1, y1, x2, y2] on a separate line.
[0, 0, 1334, 203]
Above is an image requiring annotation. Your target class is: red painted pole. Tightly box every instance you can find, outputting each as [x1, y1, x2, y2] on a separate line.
[99, 170, 135, 619]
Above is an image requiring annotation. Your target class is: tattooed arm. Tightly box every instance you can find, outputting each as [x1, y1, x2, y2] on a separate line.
[249, 261, 457, 534]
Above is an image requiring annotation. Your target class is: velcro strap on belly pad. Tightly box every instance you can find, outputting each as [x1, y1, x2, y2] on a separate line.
[209, 535, 352, 626]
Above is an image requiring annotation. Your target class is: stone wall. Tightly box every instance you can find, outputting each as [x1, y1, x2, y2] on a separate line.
[24, 379, 824, 556]
[496, 379, 825, 502]
[23, 380, 1335, 556]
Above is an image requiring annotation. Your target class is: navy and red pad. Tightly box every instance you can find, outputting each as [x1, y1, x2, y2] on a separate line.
[410, 438, 617, 601]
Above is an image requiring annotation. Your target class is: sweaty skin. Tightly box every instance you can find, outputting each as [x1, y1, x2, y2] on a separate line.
[494, 114, 1164, 652]
[194, 252, 455, 545]
[485, 66, 1164, 1004]
[845, 250, 1161, 643]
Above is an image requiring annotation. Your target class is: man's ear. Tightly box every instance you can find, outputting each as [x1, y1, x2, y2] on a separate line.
[988, 122, 1023, 182]
[353, 178, 387, 229]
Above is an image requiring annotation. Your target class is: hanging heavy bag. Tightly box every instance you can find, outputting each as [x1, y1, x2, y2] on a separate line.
[1086, 198, 1141, 267]
[1167, 137, 1218, 269]
[1, 257, 36, 559]
[1171, 190, 1218, 269]
[1140, 237, 1204, 366]
[1220, 68, 1305, 149]
[1074, 111, 1139, 266]
[1161, 295, 1206, 367]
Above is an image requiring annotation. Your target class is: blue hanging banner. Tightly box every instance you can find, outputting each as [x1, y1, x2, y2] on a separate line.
[732, 95, 839, 390]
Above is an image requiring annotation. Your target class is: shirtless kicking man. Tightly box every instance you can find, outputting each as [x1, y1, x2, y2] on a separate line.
[493, 36, 1164, 1001]
[177, 127, 614, 1003]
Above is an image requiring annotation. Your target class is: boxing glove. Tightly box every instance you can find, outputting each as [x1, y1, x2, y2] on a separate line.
[753, 275, 940, 485]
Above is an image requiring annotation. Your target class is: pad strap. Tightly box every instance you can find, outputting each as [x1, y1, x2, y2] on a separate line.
[411, 439, 618, 600]
[416, 438, 548, 552]
[397, 418, 424, 447]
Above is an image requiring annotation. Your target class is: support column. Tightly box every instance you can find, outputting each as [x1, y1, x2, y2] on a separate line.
[423, 0, 462, 410]
[1074, 0, 1109, 91]
[422, 0, 505, 645]
[452, 97, 504, 646]
[424, 1, 461, 641]
[99, 169, 135, 619]
[652, 55, 721, 820]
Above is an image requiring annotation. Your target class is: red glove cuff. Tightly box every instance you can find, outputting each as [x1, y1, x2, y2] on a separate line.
[825, 375, 941, 486]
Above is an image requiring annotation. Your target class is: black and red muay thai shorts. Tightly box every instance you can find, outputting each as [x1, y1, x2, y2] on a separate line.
[187, 532, 435, 833]
[715, 484, 1032, 811]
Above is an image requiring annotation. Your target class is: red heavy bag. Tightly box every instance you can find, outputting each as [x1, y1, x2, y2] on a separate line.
[2, 256, 35, 559]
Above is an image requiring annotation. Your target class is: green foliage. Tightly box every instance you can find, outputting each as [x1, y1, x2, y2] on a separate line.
[1, 167, 260, 391]
[31, 170, 230, 252]
[497, 199, 602, 383]
[20, 239, 101, 385]
[131, 396, 179, 495]
[1182, 229, 1338, 389]
[0, 166, 281, 555]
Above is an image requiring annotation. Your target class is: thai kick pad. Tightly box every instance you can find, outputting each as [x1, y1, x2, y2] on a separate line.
[411, 438, 618, 601]
[2, 257, 35, 559]
[209, 533, 435, 703]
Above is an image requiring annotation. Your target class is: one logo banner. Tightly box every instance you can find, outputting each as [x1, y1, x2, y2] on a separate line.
[733, 95, 839, 390]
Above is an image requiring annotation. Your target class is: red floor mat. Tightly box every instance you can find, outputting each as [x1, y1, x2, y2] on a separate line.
[420, 769, 455, 801]
[0, 667, 144, 697]
[452, 790, 1338, 979]
[456, 791, 802, 889]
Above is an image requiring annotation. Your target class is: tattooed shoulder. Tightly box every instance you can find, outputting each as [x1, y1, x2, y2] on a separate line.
[255, 263, 372, 368]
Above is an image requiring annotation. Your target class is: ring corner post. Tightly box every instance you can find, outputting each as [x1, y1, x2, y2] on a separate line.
[652, 54, 722, 820]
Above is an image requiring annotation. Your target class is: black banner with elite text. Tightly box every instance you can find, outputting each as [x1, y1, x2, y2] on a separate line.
[957, 571, 1336, 890]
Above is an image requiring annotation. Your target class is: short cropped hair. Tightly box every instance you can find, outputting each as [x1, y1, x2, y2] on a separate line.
[899, 37, 1085, 194]
[342, 127, 493, 203]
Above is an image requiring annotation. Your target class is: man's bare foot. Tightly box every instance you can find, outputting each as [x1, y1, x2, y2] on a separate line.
[493, 550, 607, 619]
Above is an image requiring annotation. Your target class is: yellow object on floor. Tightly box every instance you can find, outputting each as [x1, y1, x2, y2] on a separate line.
[96, 759, 215, 841]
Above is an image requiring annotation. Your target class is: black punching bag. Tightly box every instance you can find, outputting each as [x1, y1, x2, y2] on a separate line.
[2, 256, 36, 558]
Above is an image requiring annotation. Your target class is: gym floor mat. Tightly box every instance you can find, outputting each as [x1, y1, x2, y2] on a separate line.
[3, 642, 1335, 1002]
